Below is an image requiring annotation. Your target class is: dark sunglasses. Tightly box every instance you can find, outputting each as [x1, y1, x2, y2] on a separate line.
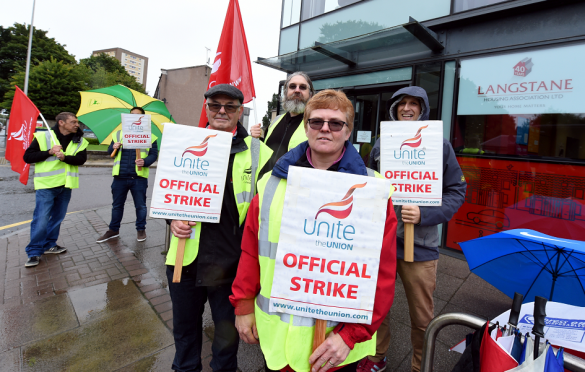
[307, 118, 347, 132]
[207, 103, 241, 113]
[288, 83, 308, 91]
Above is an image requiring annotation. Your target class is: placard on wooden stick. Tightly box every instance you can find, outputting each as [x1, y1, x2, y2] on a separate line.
[149, 123, 232, 282]
[121, 114, 152, 171]
[380, 121, 443, 261]
[269, 167, 390, 325]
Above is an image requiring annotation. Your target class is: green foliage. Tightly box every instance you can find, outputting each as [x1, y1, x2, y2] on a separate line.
[318, 20, 384, 44]
[1, 57, 88, 118]
[0, 23, 76, 102]
[80, 53, 127, 75]
[262, 93, 280, 129]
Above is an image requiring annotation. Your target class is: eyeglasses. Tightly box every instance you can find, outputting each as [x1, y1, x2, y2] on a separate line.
[307, 118, 347, 132]
[207, 103, 241, 113]
[288, 83, 308, 91]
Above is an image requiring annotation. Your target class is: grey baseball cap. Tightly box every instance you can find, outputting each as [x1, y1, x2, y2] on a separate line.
[204, 84, 244, 103]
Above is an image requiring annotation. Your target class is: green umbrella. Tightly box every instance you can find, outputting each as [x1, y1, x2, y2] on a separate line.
[76, 84, 175, 146]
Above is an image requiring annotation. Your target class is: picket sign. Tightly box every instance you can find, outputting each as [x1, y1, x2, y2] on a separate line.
[121, 114, 152, 171]
[269, 167, 390, 326]
[379, 121, 443, 261]
[149, 123, 232, 282]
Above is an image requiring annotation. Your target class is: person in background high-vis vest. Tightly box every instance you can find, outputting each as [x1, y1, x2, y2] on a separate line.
[96, 107, 159, 244]
[250, 71, 314, 180]
[167, 84, 272, 372]
[230, 90, 398, 372]
[23, 112, 88, 268]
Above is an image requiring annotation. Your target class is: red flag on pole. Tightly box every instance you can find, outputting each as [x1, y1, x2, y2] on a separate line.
[6, 86, 40, 185]
[198, 0, 256, 127]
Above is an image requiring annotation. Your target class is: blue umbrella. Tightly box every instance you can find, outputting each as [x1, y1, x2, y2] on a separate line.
[460, 229, 585, 307]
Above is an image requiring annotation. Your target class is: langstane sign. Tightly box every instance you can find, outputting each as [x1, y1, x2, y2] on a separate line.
[458, 44, 583, 115]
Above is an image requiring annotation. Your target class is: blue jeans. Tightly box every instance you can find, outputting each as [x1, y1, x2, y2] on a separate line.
[109, 177, 148, 231]
[26, 186, 72, 257]
[166, 264, 239, 372]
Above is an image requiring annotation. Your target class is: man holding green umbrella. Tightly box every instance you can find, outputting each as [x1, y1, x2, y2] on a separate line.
[96, 106, 158, 243]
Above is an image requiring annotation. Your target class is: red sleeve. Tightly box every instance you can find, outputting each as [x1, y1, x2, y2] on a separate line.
[230, 194, 261, 315]
[333, 198, 397, 349]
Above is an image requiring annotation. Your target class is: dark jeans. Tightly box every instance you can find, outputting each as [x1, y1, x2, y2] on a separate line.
[166, 264, 239, 372]
[109, 177, 148, 231]
[26, 186, 72, 257]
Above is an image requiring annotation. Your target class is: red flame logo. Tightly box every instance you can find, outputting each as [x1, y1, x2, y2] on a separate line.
[182, 134, 217, 157]
[400, 125, 428, 150]
[315, 183, 367, 220]
[132, 116, 144, 126]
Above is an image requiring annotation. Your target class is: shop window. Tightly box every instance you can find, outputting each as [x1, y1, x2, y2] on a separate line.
[453, 0, 511, 13]
[454, 44, 585, 162]
[415, 62, 441, 120]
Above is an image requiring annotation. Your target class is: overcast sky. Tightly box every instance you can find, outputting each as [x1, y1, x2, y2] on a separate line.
[2, 0, 287, 122]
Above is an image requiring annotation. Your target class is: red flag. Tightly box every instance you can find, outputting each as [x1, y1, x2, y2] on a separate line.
[198, 0, 256, 127]
[6, 86, 40, 185]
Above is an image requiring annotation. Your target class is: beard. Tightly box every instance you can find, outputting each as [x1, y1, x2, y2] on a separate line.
[283, 94, 307, 114]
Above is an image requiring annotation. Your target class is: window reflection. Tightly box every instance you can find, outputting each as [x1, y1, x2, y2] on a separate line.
[301, 0, 362, 21]
[282, 0, 301, 28]
[453, 113, 585, 160]
[454, 0, 510, 13]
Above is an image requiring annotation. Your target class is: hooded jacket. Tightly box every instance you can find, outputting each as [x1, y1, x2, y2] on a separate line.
[369, 86, 467, 261]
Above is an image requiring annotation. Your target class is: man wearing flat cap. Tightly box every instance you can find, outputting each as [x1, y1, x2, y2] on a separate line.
[166, 84, 272, 372]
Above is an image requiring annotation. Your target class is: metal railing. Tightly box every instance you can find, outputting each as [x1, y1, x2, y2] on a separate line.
[421, 312, 585, 372]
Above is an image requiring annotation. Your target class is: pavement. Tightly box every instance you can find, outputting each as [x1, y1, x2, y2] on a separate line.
[0, 152, 515, 372]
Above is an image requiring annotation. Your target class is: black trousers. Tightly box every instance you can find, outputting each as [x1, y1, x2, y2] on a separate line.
[166, 264, 239, 372]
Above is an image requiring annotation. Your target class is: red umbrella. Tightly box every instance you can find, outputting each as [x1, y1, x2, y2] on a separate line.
[480, 320, 519, 372]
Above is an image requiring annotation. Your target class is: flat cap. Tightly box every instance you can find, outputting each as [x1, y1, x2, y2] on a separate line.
[204, 84, 244, 103]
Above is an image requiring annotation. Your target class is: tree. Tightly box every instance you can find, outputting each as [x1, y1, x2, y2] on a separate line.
[79, 53, 146, 93]
[1, 57, 89, 118]
[262, 93, 280, 129]
[0, 23, 76, 102]
[318, 20, 384, 44]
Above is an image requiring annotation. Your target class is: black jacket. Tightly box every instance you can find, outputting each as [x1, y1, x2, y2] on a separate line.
[169, 123, 251, 286]
[23, 125, 87, 166]
[107, 140, 158, 178]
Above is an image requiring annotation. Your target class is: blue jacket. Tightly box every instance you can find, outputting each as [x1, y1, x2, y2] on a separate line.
[272, 140, 369, 179]
[370, 86, 467, 261]
[107, 140, 159, 178]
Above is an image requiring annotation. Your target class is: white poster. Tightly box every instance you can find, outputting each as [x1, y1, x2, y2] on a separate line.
[380, 121, 443, 206]
[121, 114, 151, 149]
[268, 167, 390, 324]
[149, 123, 232, 223]
[458, 43, 584, 115]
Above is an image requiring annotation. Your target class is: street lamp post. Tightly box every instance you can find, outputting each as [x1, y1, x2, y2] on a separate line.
[23, 0, 36, 95]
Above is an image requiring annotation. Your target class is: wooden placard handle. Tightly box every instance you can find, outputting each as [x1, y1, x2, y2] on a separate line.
[110, 148, 118, 158]
[136, 149, 142, 171]
[404, 222, 414, 262]
[311, 318, 327, 369]
[172, 221, 189, 283]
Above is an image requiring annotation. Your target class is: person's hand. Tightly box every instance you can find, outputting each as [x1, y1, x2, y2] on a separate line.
[250, 123, 263, 138]
[55, 151, 65, 160]
[49, 145, 62, 155]
[113, 142, 121, 149]
[170, 220, 196, 238]
[309, 332, 351, 372]
[135, 158, 145, 167]
[235, 314, 259, 344]
[401, 205, 421, 224]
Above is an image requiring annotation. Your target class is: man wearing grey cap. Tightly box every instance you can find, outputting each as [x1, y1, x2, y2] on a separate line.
[166, 84, 272, 372]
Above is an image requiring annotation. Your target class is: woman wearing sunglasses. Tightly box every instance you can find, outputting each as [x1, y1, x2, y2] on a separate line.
[230, 89, 397, 372]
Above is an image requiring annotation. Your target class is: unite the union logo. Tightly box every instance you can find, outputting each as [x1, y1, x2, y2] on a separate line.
[314, 183, 367, 220]
[182, 134, 217, 157]
[400, 125, 428, 150]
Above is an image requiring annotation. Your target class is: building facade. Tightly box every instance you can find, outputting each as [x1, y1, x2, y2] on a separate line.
[92, 48, 149, 86]
[260, 0, 585, 254]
